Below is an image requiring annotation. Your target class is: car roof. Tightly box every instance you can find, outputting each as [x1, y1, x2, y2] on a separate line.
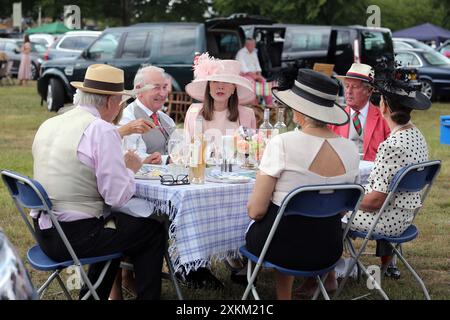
[63, 30, 102, 36]
[394, 48, 428, 53]
[393, 37, 421, 42]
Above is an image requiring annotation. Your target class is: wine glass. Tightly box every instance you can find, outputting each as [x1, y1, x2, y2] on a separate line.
[168, 134, 186, 176]
[122, 134, 141, 154]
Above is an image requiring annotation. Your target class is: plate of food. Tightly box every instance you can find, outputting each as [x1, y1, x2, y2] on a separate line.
[135, 164, 168, 180]
[206, 170, 253, 184]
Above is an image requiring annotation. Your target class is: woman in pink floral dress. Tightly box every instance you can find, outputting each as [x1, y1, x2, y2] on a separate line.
[18, 34, 32, 86]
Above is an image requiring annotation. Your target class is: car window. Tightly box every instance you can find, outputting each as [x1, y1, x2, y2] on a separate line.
[284, 28, 330, 53]
[361, 31, 393, 66]
[158, 27, 196, 63]
[395, 52, 421, 67]
[393, 41, 413, 50]
[422, 50, 450, 66]
[120, 31, 149, 59]
[88, 32, 121, 60]
[4, 42, 18, 52]
[59, 36, 97, 50]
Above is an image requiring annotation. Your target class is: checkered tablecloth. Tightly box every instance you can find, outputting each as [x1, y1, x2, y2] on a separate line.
[134, 162, 373, 274]
[135, 180, 255, 274]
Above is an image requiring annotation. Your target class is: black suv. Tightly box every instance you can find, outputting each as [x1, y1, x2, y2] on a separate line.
[37, 14, 275, 112]
[243, 24, 394, 78]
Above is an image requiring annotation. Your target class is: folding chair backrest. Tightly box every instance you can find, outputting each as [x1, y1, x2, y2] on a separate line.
[1, 170, 52, 211]
[282, 184, 365, 218]
[388, 160, 441, 193]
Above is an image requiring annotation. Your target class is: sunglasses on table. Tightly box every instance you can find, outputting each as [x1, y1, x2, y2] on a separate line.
[159, 174, 190, 186]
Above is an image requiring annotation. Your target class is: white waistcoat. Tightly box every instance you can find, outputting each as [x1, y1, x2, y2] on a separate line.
[32, 107, 105, 217]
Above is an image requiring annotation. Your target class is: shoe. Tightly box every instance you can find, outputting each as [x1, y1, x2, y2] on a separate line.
[182, 268, 225, 290]
[384, 265, 401, 280]
[224, 257, 245, 273]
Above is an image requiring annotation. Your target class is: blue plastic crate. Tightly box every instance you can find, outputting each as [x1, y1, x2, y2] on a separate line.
[441, 116, 450, 145]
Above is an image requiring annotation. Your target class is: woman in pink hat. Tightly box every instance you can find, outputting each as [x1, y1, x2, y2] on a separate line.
[183, 54, 256, 287]
[184, 53, 257, 141]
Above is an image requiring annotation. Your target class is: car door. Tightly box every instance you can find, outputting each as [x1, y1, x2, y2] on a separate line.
[113, 28, 162, 90]
[70, 31, 124, 85]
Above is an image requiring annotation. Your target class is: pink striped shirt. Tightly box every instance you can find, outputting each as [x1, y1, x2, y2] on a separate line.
[31, 105, 135, 229]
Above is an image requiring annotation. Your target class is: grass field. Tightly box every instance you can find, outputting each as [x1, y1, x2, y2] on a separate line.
[0, 83, 449, 300]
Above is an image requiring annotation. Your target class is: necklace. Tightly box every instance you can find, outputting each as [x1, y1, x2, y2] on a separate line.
[391, 121, 413, 135]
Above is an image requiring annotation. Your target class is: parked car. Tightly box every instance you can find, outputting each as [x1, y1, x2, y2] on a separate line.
[43, 30, 101, 61]
[37, 14, 280, 112]
[0, 38, 45, 79]
[395, 48, 450, 100]
[0, 230, 37, 300]
[29, 33, 56, 48]
[38, 14, 396, 112]
[436, 39, 450, 58]
[393, 37, 434, 51]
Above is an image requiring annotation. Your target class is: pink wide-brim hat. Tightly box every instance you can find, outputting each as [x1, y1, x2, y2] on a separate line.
[185, 58, 255, 105]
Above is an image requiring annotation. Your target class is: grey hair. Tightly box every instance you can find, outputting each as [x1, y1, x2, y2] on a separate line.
[133, 65, 165, 89]
[73, 89, 108, 108]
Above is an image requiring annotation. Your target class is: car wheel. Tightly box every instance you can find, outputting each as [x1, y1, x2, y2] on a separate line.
[46, 78, 65, 112]
[420, 79, 434, 100]
[31, 62, 38, 80]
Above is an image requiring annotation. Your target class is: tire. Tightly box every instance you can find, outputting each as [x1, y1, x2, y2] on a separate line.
[420, 79, 434, 101]
[31, 62, 38, 80]
[46, 78, 65, 112]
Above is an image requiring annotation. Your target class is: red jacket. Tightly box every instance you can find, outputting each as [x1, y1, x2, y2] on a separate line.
[329, 103, 390, 161]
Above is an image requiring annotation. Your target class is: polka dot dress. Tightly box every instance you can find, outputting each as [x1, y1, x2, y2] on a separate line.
[349, 126, 429, 237]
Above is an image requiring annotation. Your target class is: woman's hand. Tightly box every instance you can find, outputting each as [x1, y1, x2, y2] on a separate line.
[360, 190, 387, 212]
[118, 119, 155, 138]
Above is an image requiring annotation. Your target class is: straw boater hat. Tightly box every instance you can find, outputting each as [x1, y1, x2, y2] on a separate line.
[71, 64, 133, 96]
[272, 68, 349, 126]
[336, 63, 375, 83]
[185, 53, 255, 104]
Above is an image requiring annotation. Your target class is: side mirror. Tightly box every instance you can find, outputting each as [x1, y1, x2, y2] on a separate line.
[81, 49, 89, 59]
[13, 48, 20, 54]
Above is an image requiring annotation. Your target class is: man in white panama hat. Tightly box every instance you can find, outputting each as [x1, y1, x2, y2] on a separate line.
[31, 64, 166, 299]
[331, 63, 390, 161]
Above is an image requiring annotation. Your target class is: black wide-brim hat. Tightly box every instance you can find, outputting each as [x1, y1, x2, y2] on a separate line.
[272, 68, 349, 126]
[382, 89, 431, 110]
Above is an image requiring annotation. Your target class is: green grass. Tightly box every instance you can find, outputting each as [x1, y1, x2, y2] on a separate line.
[0, 83, 449, 300]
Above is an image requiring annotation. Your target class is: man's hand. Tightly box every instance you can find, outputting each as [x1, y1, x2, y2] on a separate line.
[118, 119, 155, 138]
[144, 152, 162, 164]
[124, 151, 142, 173]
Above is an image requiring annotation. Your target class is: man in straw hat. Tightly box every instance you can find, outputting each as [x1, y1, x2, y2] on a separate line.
[32, 64, 166, 299]
[330, 63, 390, 161]
[119, 66, 176, 165]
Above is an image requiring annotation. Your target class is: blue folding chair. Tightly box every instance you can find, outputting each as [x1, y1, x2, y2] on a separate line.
[336, 160, 441, 300]
[240, 184, 365, 300]
[1, 169, 122, 300]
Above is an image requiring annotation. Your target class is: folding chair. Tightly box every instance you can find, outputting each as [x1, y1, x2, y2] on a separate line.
[240, 184, 365, 300]
[336, 160, 441, 300]
[1, 169, 122, 300]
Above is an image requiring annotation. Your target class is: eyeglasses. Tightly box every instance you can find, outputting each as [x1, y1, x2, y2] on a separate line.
[159, 174, 190, 186]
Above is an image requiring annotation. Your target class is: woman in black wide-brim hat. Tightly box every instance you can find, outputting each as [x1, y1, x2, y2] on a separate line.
[347, 82, 431, 277]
